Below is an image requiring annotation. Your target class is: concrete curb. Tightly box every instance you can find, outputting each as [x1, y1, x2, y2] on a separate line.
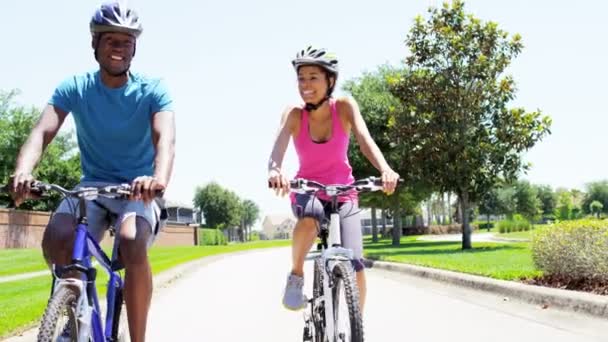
[365, 259, 608, 319]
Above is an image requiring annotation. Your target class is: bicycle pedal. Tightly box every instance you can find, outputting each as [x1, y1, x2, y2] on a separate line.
[302, 324, 313, 341]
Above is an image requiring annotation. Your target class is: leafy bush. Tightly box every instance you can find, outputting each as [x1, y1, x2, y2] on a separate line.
[497, 215, 531, 233]
[474, 221, 494, 229]
[250, 231, 261, 241]
[531, 219, 608, 281]
[198, 228, 227, 245]
[425, 223, 478, 235]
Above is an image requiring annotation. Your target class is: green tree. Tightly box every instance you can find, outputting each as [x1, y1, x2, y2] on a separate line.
[478, 187, 500, 227]
[514, 181, 541, 222]
[555, 188, 573, 221]
[387, 1, 551, 249]
[344, 66, 402, 243]
[343, 65, 430, 245]
[0, 89, 81, 211]
[590, 200, 603, 219]
[193, 182, 242, 231]
[583, 181, 608, 216]
[570, 189, 584, 219]
[241, 199, 260, 241]
[535, 184, 557, 221]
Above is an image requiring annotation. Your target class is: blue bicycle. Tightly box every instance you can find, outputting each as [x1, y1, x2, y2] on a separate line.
[16, 181, 160, 342]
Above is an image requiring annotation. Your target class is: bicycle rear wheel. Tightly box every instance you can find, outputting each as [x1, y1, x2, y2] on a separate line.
[332, 262, 363, 342]
[37, 286, 80, 342]
[312, 258, 326, 342]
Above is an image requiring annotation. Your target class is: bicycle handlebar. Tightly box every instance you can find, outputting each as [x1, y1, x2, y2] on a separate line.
[270, 176, 402, 197]
[1, 181, 164, 200]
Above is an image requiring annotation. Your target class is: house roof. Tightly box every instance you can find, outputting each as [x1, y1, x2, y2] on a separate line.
[164, 200, 194, 210]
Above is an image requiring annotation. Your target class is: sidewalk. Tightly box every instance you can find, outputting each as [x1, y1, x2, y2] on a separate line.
[417, 232, 529, 243]
[366, 259, 608, 319]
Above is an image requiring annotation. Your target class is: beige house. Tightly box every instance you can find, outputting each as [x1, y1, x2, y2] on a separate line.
[262, 215, 296, 239]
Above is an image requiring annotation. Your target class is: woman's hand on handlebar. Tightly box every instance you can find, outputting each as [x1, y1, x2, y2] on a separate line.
[268, 168, 289, 197]
[381, 168, 400, 195]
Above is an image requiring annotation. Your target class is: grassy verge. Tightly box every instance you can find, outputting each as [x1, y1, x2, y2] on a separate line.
[497, 229, 536, 240]
[0, 240, 290, 338]
[363, 236, 541, 280]
[0, 249, 46, 277]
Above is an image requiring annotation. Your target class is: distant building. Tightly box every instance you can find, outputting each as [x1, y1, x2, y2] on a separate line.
[165, 200, 201, 226]
[262, 215, 296, 239]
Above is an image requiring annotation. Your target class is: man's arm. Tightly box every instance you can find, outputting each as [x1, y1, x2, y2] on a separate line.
[11, 105, 68, 204]
[151, 110, 176, 187]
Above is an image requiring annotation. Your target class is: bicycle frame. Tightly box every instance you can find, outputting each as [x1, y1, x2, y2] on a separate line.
[51, 215, 124, 341]
[315, 191, 355, 342]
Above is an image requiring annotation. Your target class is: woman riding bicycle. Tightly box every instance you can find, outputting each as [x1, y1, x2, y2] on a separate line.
[267, 45, 399, 312]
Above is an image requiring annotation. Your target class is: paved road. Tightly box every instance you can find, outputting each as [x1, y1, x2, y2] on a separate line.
[146, 247, 608, 341]
[6, 247, 608, 341]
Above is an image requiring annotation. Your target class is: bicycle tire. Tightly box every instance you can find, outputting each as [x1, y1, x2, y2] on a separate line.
[312, 258, 326, 342]
[116, 303, 130, 342]
[112, 287, 130, 342]
[332, 262, 363, 342]
[37, 286, 80, 342]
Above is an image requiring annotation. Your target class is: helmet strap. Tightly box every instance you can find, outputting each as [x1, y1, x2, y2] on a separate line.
[304, 96, 329, 112]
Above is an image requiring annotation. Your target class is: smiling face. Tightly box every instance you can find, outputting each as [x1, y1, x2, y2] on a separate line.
[297, 65, 335, 103]
[94, 32, 136, 77]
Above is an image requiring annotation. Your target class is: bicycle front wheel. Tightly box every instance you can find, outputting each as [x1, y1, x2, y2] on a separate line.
[332, 262, 363, 342]
[312, 257, 326, 342]
[37, 286, 80, 342]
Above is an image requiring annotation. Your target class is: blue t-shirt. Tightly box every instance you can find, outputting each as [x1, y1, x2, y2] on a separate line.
[49, 70, 174, 183]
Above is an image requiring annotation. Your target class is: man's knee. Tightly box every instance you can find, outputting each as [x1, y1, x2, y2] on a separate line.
[119, 216, 151, 266]
[42, 213, 76, 263]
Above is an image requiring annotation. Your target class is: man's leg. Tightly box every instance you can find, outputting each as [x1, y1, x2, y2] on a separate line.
[119, 214, 153, 342]
[42, 197, 107, 273]
[42, 213, 77, 268]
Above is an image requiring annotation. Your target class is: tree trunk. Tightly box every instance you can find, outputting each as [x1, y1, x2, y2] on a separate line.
[461, 191, 472, 250]
[371, 207, 378, 243]
[427, 198, 433, 227]
[392, 205, 402, 246]
[486, 214, 491, 232]
[242, 221, 246, 242]
[441, 192, 448, 226]
[447, 192, 452, 224]
[380, 209, 386, 238]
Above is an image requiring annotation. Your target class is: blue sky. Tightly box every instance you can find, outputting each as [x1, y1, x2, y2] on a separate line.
[0, 0, 606, 228]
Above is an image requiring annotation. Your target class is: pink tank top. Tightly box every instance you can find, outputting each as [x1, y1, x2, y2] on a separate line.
[291, 99, 356, 203]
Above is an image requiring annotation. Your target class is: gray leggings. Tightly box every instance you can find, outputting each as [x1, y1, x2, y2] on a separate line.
[291, 193, 365, 272]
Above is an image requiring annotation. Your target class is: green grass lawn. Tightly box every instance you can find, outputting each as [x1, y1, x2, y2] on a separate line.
[497, 229, 536, 240]
[363, 236, 541, 281]
[0, 240, 291, 338]
[0, 249, 46, 277]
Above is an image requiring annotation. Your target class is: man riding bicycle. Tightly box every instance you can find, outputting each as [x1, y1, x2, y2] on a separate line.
[9, 2, 175, 341]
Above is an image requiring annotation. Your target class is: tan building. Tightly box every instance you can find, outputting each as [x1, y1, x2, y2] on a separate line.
[261, 215, 296, 239]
